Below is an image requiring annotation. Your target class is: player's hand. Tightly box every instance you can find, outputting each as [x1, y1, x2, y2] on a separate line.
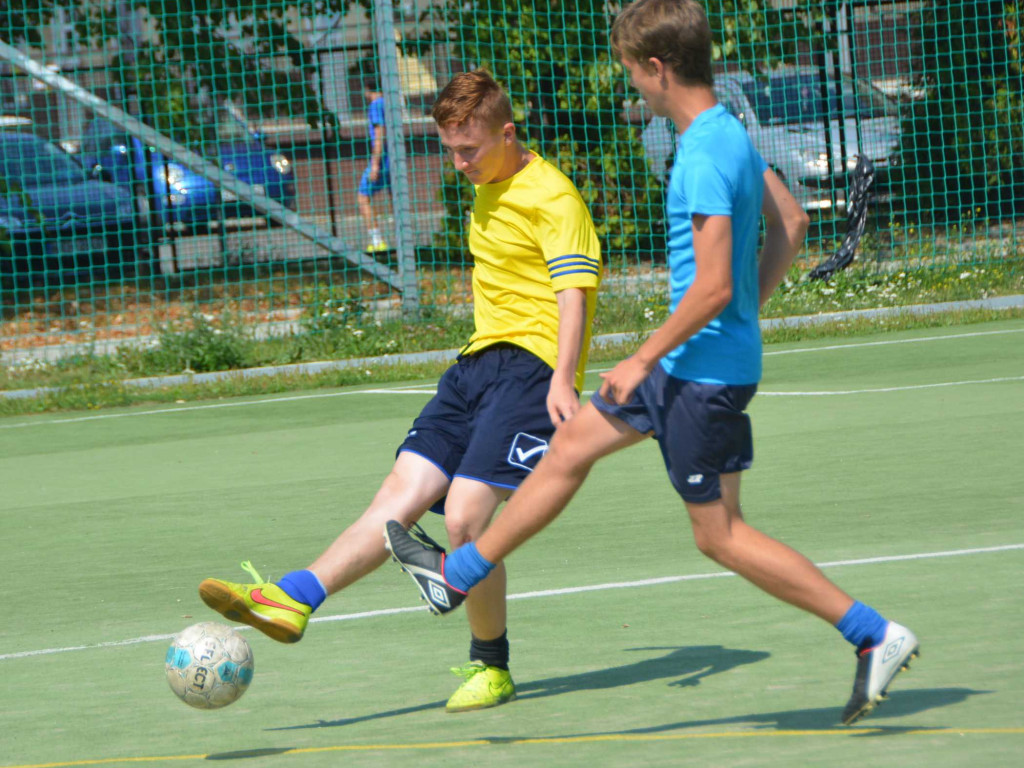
[546, 379, 580, 427]
[598, 355, 652, 405]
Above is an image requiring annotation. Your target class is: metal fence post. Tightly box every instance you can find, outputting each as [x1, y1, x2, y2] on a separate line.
[372, 0, 420, 315]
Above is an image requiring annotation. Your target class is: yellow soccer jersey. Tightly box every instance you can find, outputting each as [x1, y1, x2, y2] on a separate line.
[461, 153, 601, 391]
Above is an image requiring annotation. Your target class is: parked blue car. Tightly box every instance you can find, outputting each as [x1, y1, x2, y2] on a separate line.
[79, 105, 296, 230]
[0, 131, 149, 285]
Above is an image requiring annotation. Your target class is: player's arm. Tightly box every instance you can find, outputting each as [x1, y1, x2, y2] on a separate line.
[758, 168, 809, 307]
[548, 287, 588, 426]
[599, 214, 733, 405]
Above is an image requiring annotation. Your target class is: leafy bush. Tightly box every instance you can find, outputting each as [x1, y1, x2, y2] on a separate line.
[123, 312, 253, 373]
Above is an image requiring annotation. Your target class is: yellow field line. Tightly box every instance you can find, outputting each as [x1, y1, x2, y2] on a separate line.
[6, 727, 1024, 768]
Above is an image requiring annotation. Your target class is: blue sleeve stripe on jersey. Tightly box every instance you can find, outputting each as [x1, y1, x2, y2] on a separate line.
[548, 253, 599, 268]
[552, 264, 598, 278]
[550, 266, 600, 280]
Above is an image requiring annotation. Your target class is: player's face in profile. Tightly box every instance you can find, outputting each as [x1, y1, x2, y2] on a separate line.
[438, 117, 515, 184]
[621, 55, 668, 116]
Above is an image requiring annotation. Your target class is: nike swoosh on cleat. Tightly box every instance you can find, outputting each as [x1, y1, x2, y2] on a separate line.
[251, 588, 306, 615]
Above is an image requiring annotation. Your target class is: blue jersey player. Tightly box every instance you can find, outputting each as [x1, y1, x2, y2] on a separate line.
[359, 79, 390, 252]
[385, 0, 919, 727]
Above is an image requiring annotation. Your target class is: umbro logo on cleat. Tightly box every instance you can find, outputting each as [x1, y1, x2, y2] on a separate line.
[882, 637, 905, 662]
[429, 582, 451, 609]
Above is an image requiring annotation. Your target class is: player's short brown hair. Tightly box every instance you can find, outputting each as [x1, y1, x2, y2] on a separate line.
[611, 0, 714, 87]
[431, 69, 514, 131]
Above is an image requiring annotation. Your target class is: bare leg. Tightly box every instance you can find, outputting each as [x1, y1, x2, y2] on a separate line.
[443, 478, 510, 641]
[358, 192, 375, 235]
[685, 472, 854, 624]
[309, 451, 449, 594]
[475, 402, 648, 564]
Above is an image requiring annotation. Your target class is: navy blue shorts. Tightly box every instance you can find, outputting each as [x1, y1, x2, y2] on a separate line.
[591, 365, 757, 504]
[358, 164, 390, 197]
[398, 343, 558, 513]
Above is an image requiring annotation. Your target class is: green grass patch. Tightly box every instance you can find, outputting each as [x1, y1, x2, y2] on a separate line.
[2, 259, 1022, 416]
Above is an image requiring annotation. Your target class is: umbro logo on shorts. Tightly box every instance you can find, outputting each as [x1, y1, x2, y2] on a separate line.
[507, 432, 549, 471]
[687, 474, 704, 484]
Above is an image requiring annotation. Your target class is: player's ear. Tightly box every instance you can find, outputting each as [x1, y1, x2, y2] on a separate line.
[502, 122, 516, 144]
[647, 57, 667, 80]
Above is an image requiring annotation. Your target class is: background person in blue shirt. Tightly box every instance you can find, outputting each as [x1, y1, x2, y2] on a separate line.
[386, 0, 919, 727]
[358, 77, 390, 252]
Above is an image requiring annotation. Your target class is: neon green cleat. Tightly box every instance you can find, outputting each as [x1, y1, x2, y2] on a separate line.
[445, 661, 517, 713]
[198, 561, 311, 644]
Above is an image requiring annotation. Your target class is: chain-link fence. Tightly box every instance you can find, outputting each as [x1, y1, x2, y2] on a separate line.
[1, 1, 1021, 359]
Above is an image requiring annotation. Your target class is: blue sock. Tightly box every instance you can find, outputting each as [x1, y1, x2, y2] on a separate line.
[276, 570, 328, 611]
[443, 542, 495, 593]
[836, 601, 888, 649]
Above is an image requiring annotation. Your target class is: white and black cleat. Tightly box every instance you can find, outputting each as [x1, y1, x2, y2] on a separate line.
[841, 620, 920, 725]
[384, 520, 467, 615]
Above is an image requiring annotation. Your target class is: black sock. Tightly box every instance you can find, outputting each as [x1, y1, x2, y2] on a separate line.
[470, 630, 509, 670]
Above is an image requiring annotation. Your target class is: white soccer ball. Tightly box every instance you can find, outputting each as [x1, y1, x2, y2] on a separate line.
[165, 622, 254, 709]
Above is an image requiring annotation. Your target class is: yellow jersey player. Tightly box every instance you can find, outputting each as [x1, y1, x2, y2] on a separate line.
[199, 69, 601, 713]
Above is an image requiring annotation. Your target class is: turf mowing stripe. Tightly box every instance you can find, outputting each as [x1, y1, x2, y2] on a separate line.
[762, 327, 1024, 357]
[757, 375, 1024, 396]
[4, 727, 1024, 768]
[3, 543, 1020, 663]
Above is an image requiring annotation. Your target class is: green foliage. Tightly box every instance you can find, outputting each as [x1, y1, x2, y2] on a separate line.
[898, 1, 1024, 221]
[3, 258, 1023, 414]
[705, 1, 804, 68]
[40, 1, 366, 143]
[293, 288, 475, 359]
[420, 0, 805, 260]
[0, 1, 57, 46]
[766, 258, 1024, 316]
[129, 311, 254, 373]
[420, 0, 666, 257]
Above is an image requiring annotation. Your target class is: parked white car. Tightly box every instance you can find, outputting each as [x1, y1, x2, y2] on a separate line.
[642, 68, 902, 212]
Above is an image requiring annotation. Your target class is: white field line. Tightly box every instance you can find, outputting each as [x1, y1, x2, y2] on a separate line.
[2, 542, 1021, 662]
[0, 388, 440, 429]
[3, 327, 1023, 430]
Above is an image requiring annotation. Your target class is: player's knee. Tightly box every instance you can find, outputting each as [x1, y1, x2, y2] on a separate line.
[444, 514, 482, 547]
[691, 526, 734, 566]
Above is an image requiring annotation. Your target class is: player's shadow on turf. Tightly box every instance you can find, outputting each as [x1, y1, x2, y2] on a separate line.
[516, 645, 770, 699]
[553, 687, 990, 739]
[268, 644, 767, 731]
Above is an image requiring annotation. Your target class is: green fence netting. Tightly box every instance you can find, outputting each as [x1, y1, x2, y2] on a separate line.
[0, 1, 1021, 360]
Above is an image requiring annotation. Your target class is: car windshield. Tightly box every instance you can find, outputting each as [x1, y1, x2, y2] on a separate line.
[741, 74, 897, 125]
[0, 136, 87, 186]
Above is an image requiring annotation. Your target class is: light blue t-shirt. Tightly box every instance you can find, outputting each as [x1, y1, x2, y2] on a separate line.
[661, 103, 767, 385]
